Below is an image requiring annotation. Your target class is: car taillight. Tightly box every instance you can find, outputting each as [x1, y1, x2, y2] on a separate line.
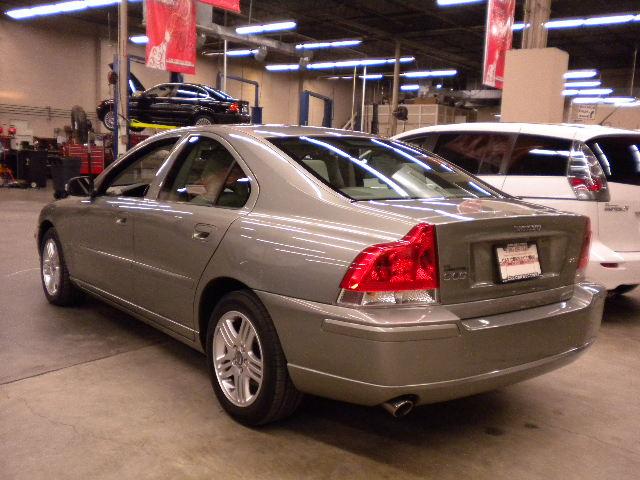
[576, 218, 591, 280]
[228, 102, 240, 113]
[337, 223, 439, 307]
[567, 142, 608, 201]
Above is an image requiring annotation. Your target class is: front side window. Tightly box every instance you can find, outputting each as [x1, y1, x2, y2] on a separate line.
[507, 134, 572, 176]
[159, 136, 251, 208]
[104, 139, 178, 197]
[268, 136, 504, 201]
[434, 132, 510, 174]
[588, 135, 640, 186]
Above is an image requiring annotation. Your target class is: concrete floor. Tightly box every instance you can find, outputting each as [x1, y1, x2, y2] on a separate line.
[1, 186, 639, 480]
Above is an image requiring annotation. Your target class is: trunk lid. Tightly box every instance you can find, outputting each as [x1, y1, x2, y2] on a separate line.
[359, 198, 587, 305]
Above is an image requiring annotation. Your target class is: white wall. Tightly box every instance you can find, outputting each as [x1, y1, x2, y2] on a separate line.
[0, 18, 353, 137]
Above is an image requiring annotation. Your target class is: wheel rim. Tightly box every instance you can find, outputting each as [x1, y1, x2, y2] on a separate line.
[42, 238, 61, 296]
[213, 310, 264, 407]
[195, 116, 213, 126]
[104, 111, 115, 130]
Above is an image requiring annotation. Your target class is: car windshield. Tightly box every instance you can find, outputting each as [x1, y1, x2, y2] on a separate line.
[268, 135, 505, 201]
[587, 135, 640, 186]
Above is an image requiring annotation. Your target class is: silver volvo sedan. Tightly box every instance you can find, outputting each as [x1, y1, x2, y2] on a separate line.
[37, 125, 605, 425]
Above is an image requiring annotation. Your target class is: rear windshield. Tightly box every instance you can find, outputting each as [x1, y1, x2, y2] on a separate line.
[588, 135, 640, 186]
[268, 136, 505, 201]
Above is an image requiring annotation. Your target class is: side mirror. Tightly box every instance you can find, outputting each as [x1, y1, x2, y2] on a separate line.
[66, 176, 94, 197]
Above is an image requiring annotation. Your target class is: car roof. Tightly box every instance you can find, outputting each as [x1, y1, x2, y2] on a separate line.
[195, 124, 376, 139]
[394, 122, 639, 142]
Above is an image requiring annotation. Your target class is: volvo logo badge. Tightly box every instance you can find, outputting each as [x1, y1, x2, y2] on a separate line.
[513, 224, 542, 232]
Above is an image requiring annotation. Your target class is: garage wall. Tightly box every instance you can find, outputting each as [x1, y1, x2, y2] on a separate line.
[0, 18, 353, 137]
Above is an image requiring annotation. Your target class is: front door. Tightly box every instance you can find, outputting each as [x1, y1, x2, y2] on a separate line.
[133, 134, 254, 337]
[72, 137, 181, 302]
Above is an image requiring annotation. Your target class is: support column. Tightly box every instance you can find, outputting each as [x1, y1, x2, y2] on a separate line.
[116, 0, 129, 155]
[389, 40, 401, 136]
[501, 47, 568, 123]
[521, 0, 551, 49]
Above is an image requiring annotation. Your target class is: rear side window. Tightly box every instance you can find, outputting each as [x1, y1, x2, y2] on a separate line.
[588, 135, 640, 186]
[401, 133, 438, 152]
[434, 133, 510, 174]
[506, 135, 572, 176]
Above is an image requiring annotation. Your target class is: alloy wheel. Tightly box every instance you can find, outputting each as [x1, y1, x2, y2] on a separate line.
[104, 111, 115, 130]
[42, 238, 61, 296]
[213, 311, 264, 407]
[194, 117, 213, 126]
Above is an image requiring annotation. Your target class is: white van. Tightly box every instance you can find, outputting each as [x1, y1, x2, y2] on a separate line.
[394, 123, 640, 294]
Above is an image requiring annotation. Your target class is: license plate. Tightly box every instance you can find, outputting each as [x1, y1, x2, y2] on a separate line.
[496, 242, 542, 282]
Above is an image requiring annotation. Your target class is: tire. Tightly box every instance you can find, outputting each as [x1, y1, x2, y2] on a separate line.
[193, 114, 215, 126]
[608, 284, 638, 297]
[102, 110, 115, 131]
[40, 228, 83, 306]
[71, 106, 89, 144]
[206, 290, 302, 426]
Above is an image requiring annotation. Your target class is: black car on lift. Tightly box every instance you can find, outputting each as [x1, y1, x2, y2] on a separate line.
[97, 75, 250, 131]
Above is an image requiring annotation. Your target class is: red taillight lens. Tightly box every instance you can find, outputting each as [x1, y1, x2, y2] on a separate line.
[568, 143, 608, 201]
[228, 102, 240, 113]
[578, 218, 591, 273]
[338, 224, 439, 306]
[570, 177, 604, 192]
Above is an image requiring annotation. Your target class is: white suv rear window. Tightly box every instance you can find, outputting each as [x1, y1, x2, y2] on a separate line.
[588, 136, 640, 186]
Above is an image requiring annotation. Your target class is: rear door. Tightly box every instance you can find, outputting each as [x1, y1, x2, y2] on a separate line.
[588, 135, 640, 252]
[432, 131, 511, 190]
[500, 133, 575, 200]
[133, 133, 255, 337]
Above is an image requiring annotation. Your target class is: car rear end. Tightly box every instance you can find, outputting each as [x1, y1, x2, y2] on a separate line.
[250, 133, 605, 409]
[217, 100, 251, 124]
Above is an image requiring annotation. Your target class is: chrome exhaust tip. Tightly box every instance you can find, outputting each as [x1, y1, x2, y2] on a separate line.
[381, 397, 415, 418]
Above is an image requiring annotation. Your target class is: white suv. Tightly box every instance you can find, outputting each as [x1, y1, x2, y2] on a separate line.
[394, 123, 640, 294]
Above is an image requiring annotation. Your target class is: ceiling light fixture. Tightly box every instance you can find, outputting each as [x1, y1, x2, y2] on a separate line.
[564, 80, 601, 88]
[235, 21, 296, 35]
[306, 56, 415, 70]
[401, 84, 420, 91]
[402, 69, 457, 78]
[265, 64, 300, 71]
[129, 35, 148, 44]
[295, 40, 362, 50]
[563, 88, 613, 96]
[226, 49, 259, 57]
[512, 13, 640, 31]
[564, 70, 598, 79]
[437, 0, 484, 6]
[5, 0, 137, 19]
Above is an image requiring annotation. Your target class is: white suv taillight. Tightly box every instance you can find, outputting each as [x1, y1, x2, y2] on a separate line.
[568, 142, 609, 201]
[337, 223, 439, 307]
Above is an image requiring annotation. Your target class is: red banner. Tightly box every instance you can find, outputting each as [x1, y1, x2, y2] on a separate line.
[482, 0, 516, 89]
[197, 0, 240, 12]
[146, 0, 197, 75]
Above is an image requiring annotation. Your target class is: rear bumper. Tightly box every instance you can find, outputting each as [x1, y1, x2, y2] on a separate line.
[258, 283, 605, 407]
[587, 247, 640, 290]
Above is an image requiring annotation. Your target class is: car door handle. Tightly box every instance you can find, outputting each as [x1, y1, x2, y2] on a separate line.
[115, 216, 127, 225]
[193, 223, 216, 241]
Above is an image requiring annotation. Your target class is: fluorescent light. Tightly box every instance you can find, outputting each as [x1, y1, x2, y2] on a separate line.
[603, 96, 638, 105]
[360, 74, 383, 80]
[226, 49, 258, 57]
[307, 56, 414, 70]
[546, 13, 638, 30]
[436, 84, 443, 89]
[564, 70, 598, 79]
[575, 88, 613, 95]
[564, 80, 601, 88]
[129, 35, 148, 44]
[437, 0, 483, 5]
[295, 40, 362, 50]
[265, 64, 300, 71]
[401, 84, 420, 91]
[402, 69, 457, 78]
[6, 0, 122, 19]
[235, 21, 296, 35]
[512, 22, 528, 31]
[572, 97, 605, 104]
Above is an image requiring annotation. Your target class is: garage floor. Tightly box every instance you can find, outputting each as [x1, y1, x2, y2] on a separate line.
[1, 187, 639, 480]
